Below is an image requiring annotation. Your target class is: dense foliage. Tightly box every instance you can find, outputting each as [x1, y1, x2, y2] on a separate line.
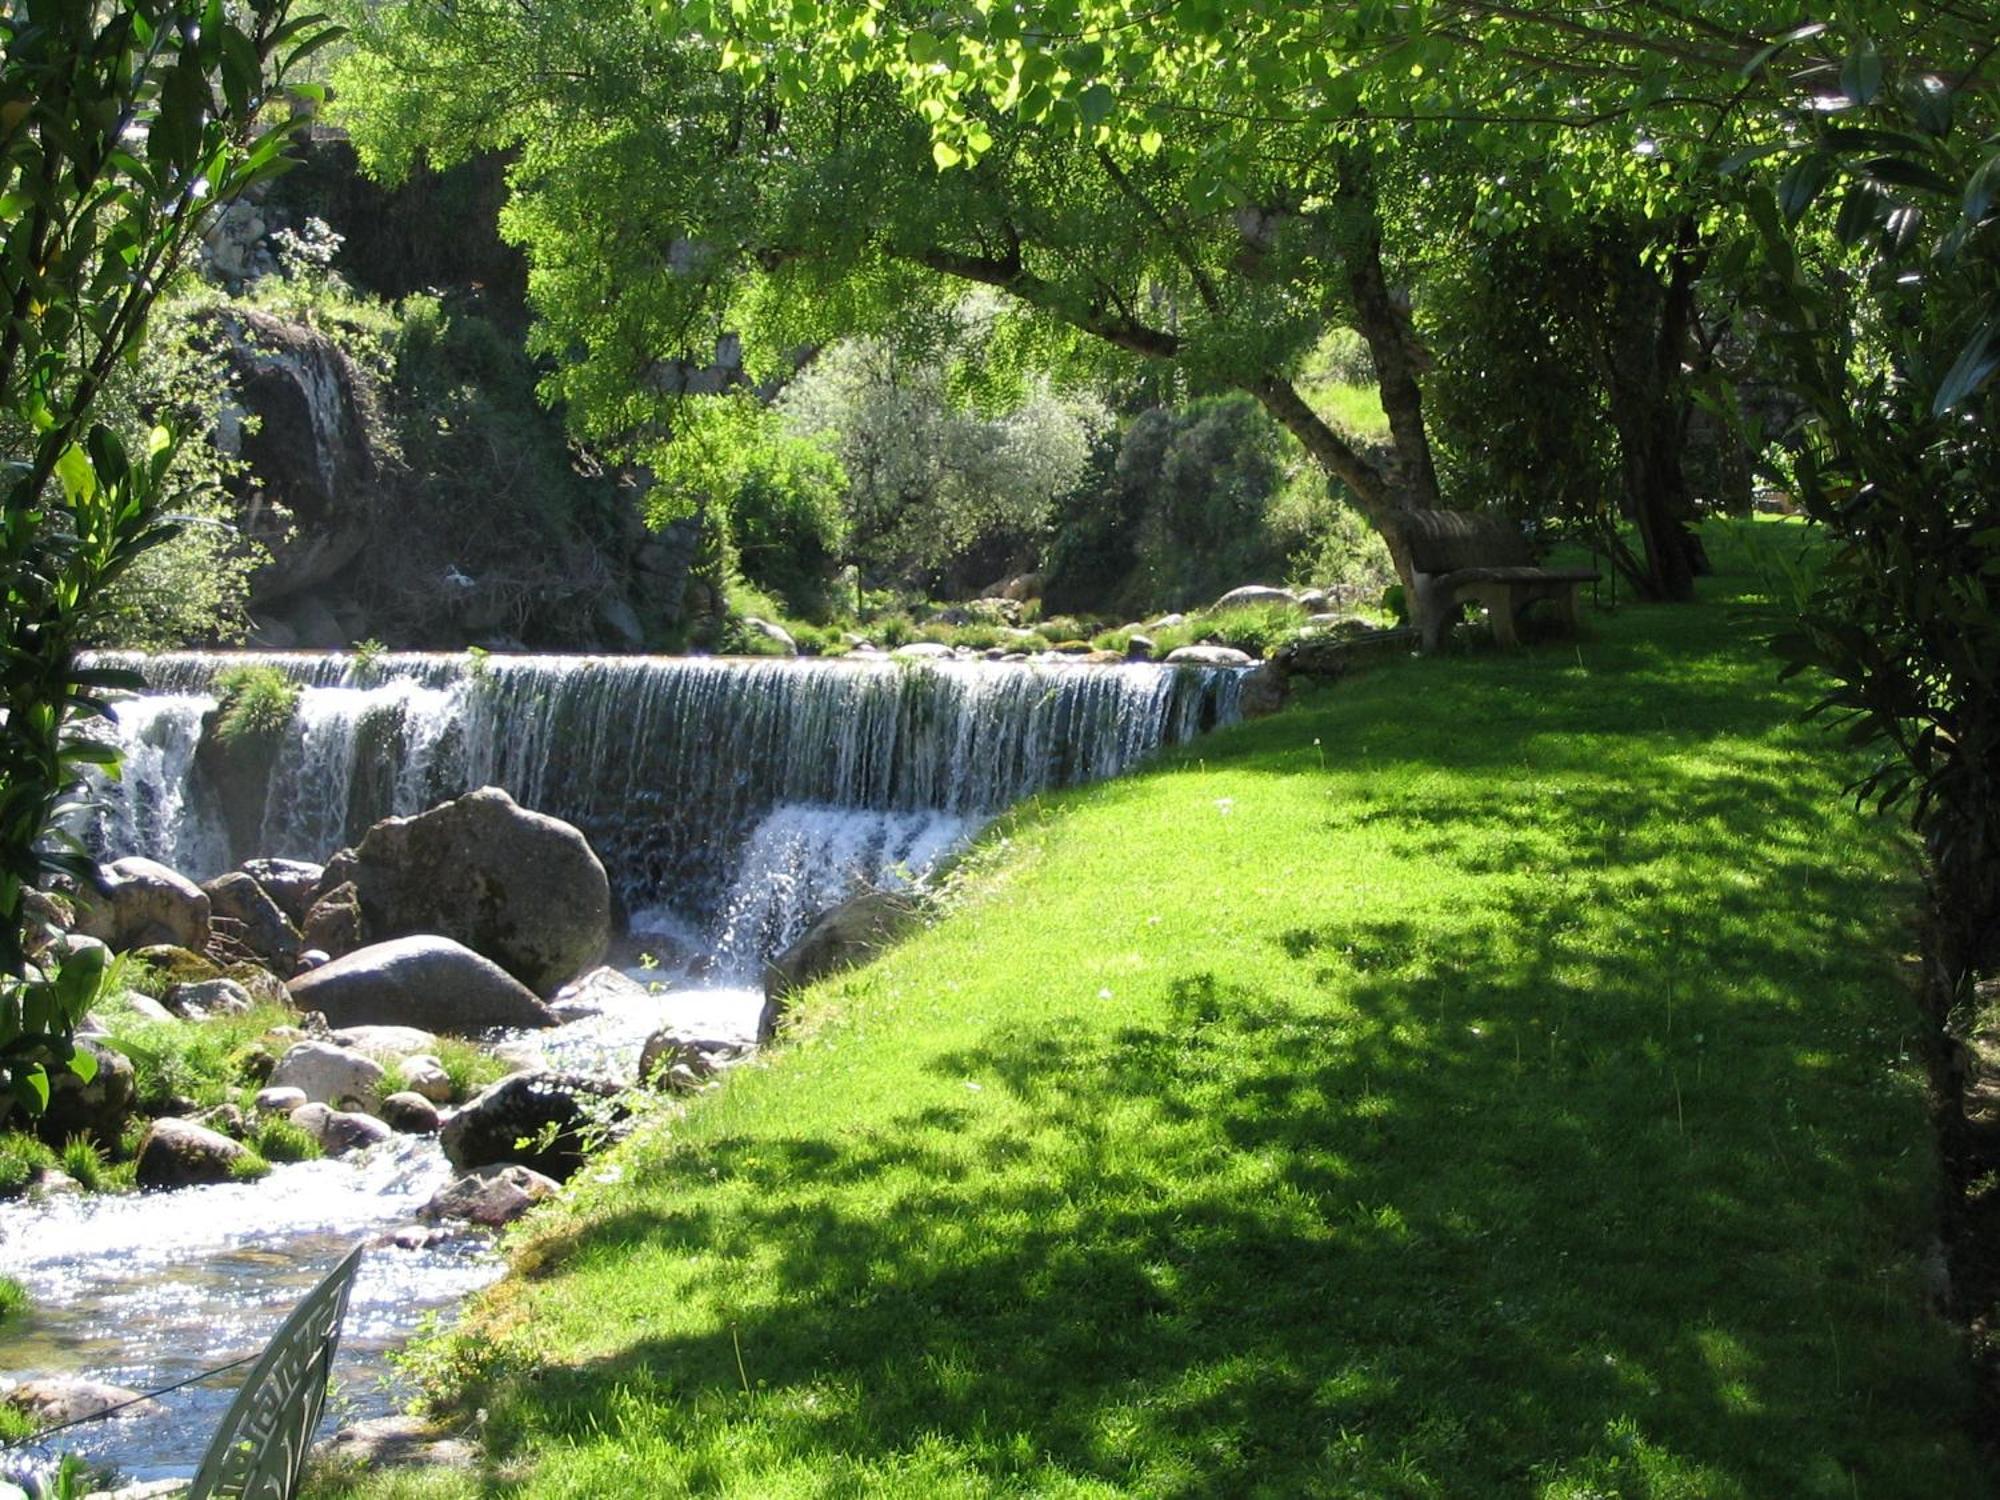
[0, 0, 329, 1117]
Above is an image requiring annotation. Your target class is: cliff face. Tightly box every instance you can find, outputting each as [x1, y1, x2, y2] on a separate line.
[192, 133, 692, 653]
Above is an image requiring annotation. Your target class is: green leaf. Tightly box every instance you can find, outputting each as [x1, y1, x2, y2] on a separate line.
[13, 1061, 49, 1114]
[1933, 319, 1999, 415]
[1840, 43, 1882, 108]
[1079, 82, 1115, 126]
[932, 139, 962, 170]
[53, 444, 96, 504]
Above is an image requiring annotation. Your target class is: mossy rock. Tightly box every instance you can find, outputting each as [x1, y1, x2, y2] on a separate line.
[129, 944, 224, 994]
[225, 963, 294, 1010]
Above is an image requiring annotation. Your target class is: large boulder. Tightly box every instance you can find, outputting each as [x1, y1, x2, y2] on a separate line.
[440, 1071, 626, 1181]
[35, 1039, 136, 1149]
[341, 787, 610, 995]
[134, 1118, 252, 1189]
[73, 858, 210, 953]
[286, 935, 556, 1033]
[202, 872, 302, 973]
[760, 889, 922, 1041]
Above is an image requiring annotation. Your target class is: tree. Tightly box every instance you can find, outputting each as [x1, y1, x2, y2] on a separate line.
[0, 0, 332, 1117]
[777, 328, 1108, 598]
[337, 0, 1453, 588]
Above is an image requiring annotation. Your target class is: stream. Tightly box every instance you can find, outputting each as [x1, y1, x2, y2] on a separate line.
[1, 651, 1242, 1489]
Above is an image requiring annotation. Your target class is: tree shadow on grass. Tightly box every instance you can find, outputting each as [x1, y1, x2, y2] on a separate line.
[456, 583, 1985, 1496]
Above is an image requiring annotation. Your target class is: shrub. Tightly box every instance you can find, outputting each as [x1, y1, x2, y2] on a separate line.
[213, 665, 299, 743]
[0, 1276, 25, 1325]
[227, 1149, 272, 1182]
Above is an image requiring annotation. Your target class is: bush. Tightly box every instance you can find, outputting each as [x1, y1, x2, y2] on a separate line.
[213, 665, 299, 743]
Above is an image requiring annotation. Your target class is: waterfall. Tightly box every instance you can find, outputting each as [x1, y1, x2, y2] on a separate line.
[84, 651, 1243, 957]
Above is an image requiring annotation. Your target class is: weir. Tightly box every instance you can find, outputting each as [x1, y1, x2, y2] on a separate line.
[87, 651, 1243, 965]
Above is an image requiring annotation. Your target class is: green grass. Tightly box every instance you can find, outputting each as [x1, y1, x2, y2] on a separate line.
[316, 533, 1986, 1498]
[0, 1275, 26, 1326]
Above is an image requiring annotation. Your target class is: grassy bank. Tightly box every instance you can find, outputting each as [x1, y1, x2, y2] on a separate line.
[320, 536, 1985, 1497]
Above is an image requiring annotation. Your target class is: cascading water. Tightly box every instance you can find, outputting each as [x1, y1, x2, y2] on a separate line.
[4, 650, 1243, 1486]
[85, 650, 1242, 967]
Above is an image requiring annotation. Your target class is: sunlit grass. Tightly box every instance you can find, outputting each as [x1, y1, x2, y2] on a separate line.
[311, 527, 1986, 1498]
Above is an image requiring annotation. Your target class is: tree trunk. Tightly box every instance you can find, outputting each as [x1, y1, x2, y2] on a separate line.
[1339, 180, 1443, 515]
[1593, 226, 1706, 602]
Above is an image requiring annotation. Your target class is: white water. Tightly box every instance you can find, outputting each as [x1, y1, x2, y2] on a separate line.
[82, 651, 1241, 927]
[0, 966, 763, 1489]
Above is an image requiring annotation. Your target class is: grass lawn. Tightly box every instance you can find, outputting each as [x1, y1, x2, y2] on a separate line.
[316, 532, 1988, 1498]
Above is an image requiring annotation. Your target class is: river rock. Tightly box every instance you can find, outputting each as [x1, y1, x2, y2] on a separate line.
[379, 1091, 441, 1134]
[760, 888, 922, 1039]
[551, 965, 651, 1019]
[289, 1102, 393, 1155]
[202, 871, 302, 972]
[286, 935, 557, 1033]
[893, 642, 956, 660]
[637, 1030, 746, 1091]
[1238, 662, 1290, 719]
[196, 1102, 249, 1138]
[35, 1039, 135, 1149]
[440, 1071, 627, 1180]
[743, 617, 798, 655]
[255, 1085, 309, 1113]
[338, 787, 610, 995]
[118, 993, 178, 1025]
[73, 858, 211, 953]
[135, 1117, 252, 1188]
[1125, 634, 1156, 660]
[4, 1377, 165, 1425]
[236, 858, 325, 925]
[1165, 645, 1255, 666]
[317, 1414, 479, 1471]
[329, 1024, 439, 1062]
[165, 977, 255, 1018]
[395, 1054, 454, 1104]
[421, 1162, 560, 1228]
[1212, 584, 1301, 612]
[300, 882, 367, 961]
[270, 1040, 385, 1108]
[24, 1169, 81, 1205]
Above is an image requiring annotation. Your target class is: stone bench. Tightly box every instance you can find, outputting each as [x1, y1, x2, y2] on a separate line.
[1383, 508, 1599, 653]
